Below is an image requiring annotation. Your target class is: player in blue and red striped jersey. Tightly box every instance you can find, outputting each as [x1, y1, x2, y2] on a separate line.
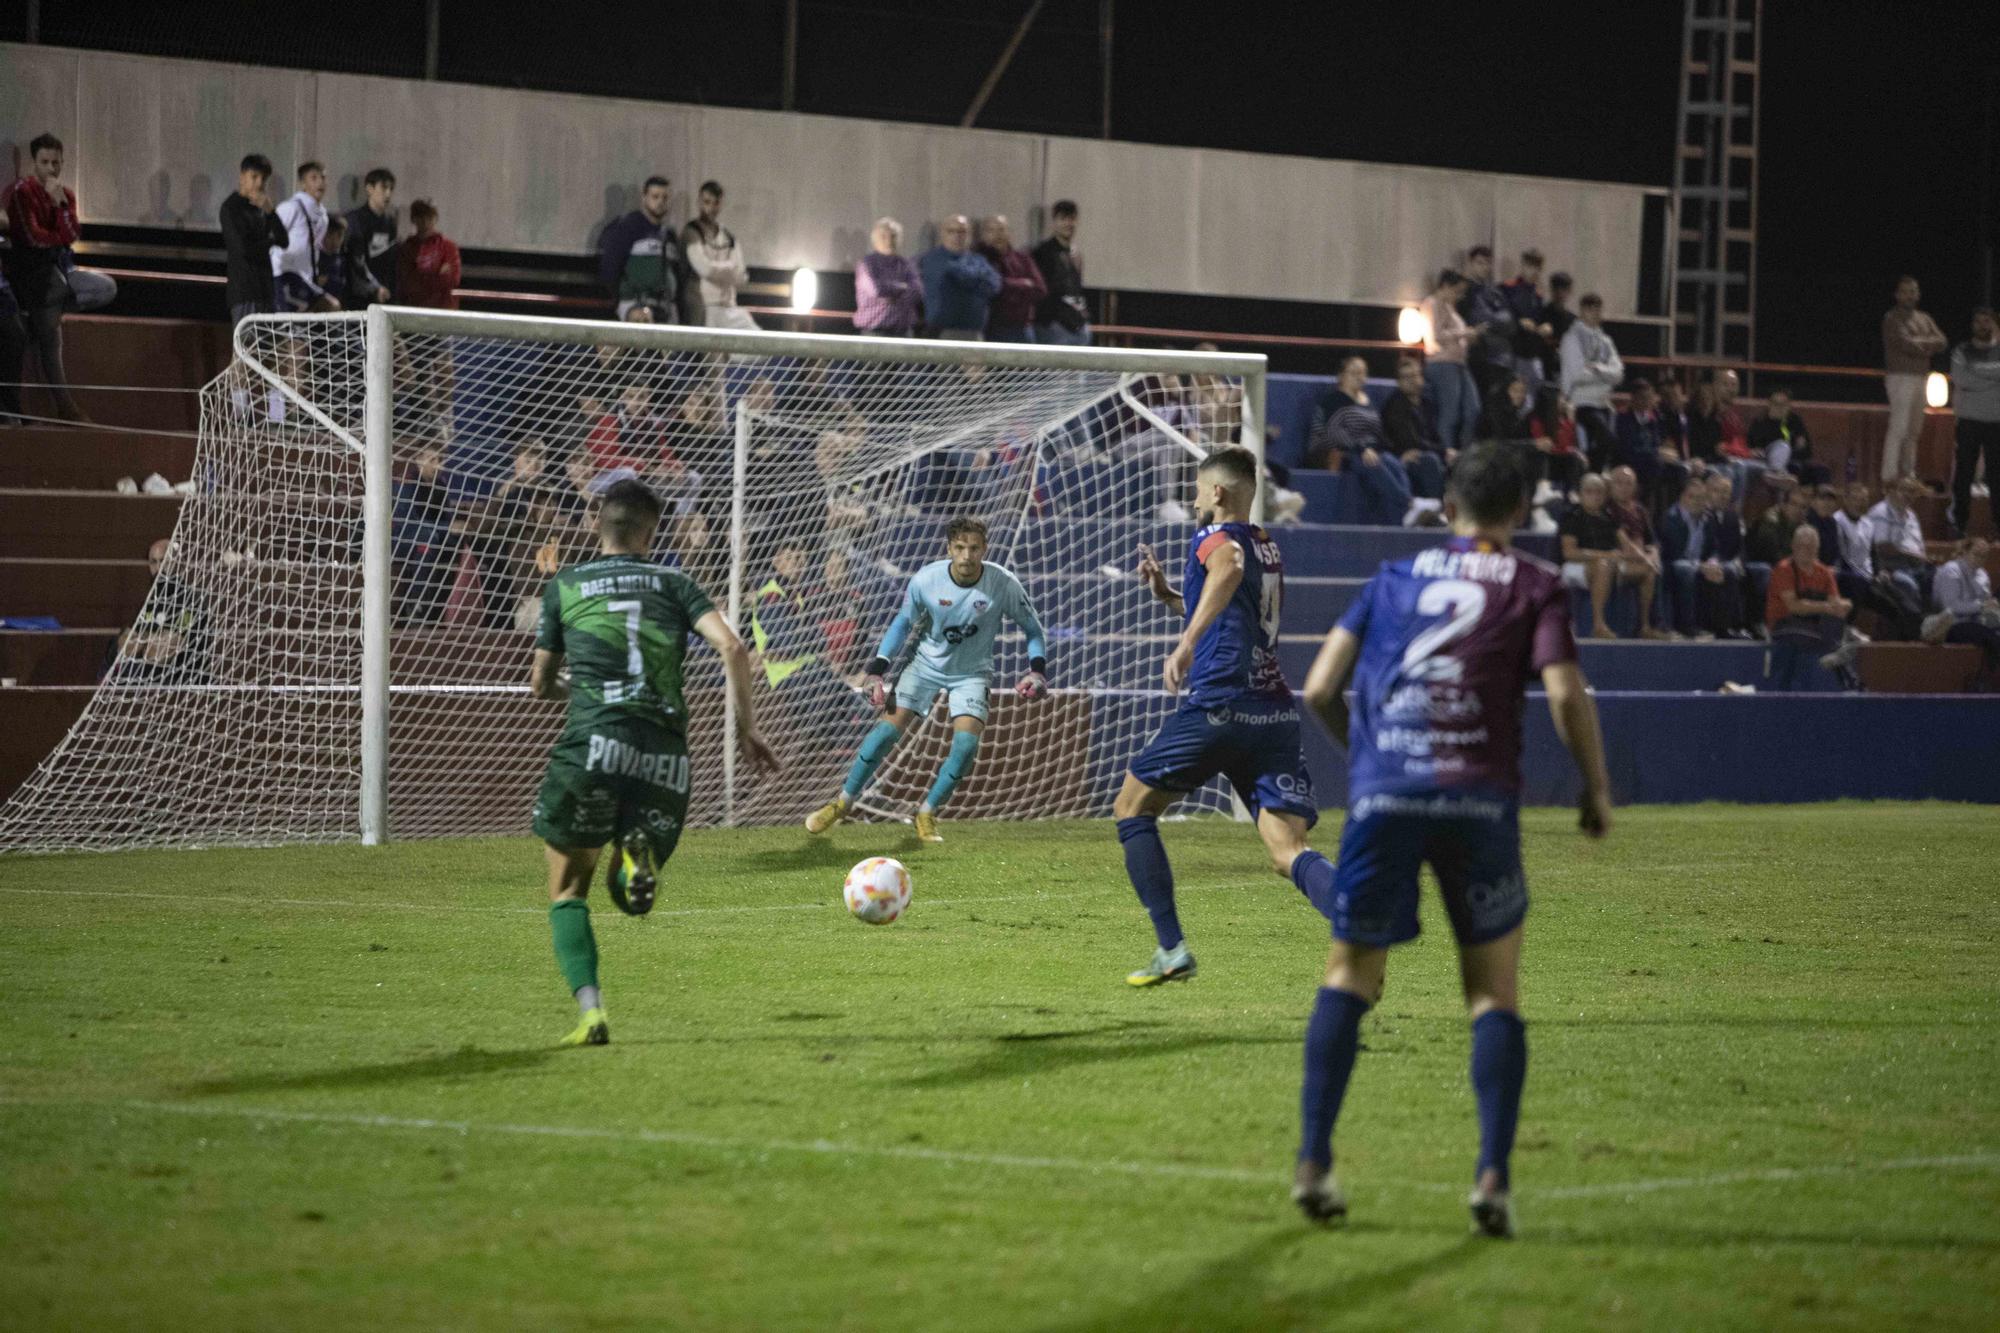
[1290, 442, 1613, 1235]
[1117, 446, 1322, 986]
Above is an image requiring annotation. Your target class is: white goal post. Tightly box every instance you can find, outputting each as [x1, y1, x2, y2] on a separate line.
[0, 306, 1267, 853]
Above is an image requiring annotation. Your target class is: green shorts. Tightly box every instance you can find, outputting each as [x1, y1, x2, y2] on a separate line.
[532, 723, 692, 856]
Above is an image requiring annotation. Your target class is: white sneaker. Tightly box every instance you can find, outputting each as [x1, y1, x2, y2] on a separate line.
[1532, 480, 1561, 506]
[1527, 508, 1558, 536]
[114, 476, 139, 495]
[1402, 497, 1444, 527]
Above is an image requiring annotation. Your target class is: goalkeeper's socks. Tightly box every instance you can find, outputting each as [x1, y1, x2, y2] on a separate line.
[1116, 816, 1182, 951]
[921, 731, 982, 812]
[842, 720, 904, 801]
[1299, 987, 1370, 1170]
[1290, 850, 1340, 921]
[549, 899, 599, 996]
[1470, 1009, 1528, 1193]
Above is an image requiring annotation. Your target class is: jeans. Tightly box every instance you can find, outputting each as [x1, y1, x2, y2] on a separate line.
[1882, 372, 1925, 480]
[17, 265, 117, 419]
[1767, 616, 1845, 690]
[1425, 361, 1479, 452]
[1575, 405, 1615, 474]
[1401, 449, 1447, 500]
[1035, 320, 1091, 346]
[1349, 451, 1413, 525]
[1951, 418, 2000, 534]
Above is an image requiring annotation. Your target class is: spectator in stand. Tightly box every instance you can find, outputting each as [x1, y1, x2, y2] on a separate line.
[0, 263, 26, 426]
[221, 154, 287, 327]
[1560, 472, 1657, 639]
[1660, 474, 1717, 636]
[683, 181, 758, 331]
[1457, 245, 1515, 395]
[396, 201, 461, 309]
[1305, 356, 1422, 525]
[1421, 268, 1481, 453]
[1931, 536, 2000, 685]
[2, 134, 119, 423]
[1765, 525, 1854, 689]
[854, 217, 921, 336]
[919, 215, 1001, 340]
[1881, 275, 1948, 481]
[270, 161, 337, 313]
[1746, 484, 1811, 568]
[1865, 475, 1935, 607]
[1949, 306, 2000, 536]
[1478, 375, 1534, 443]
[975, 215, 1046, 343]
[1560, 293, 1622, 472]
[1658, 377, 1696, 465]
[1608, 465, 1670, 638]
[1613, 378, 1688, 513]
[1833, 480, 1918, 640]
[1537, 271, 1576, 385]
[1805, 484, 1845, 573]
[1381, 356, 1449, 499]
[1501, 249, 1554, 393]
[1703, 471, 1758, 637]
[342, 167, 398, 306]
[599, 176, 698, 325]
[114, 538, 210, 682]
[391, 441, 459, 627]
[462, 437, 559, 631]
[1526, 385, 1586, 504]
[1032, 199, 1090, 345]
[1746, 385, 1829, 485]
[317, 215, 354, 308]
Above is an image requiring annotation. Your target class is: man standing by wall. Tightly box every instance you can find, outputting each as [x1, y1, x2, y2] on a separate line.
[1949, 307, 2000, 537]
[1881, 275, 1947, 481]
[1, 133, 119, 424]
[271, 161, 337, 313]
[342, 167, 398, 306]
[682, 181, 758, 331]
[854, 218, 921, 336]
[918, 215, 1000, 341]
[976, 216, 1045, 343]
[599, 176, 698, 325]
[1032, 200, 1090, 346]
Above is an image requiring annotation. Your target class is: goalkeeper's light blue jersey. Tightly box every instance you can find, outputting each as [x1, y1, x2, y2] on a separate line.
[876, 560, 1047, 678]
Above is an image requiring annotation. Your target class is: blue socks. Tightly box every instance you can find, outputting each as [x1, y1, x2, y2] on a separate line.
[1290, 849, 1339, 920]
[1298, 987, 1370, 1168]
[1116, 815, 1181, 950]
[1470, 1009, 1528, 1190]
[921, 730, 981, 812]
[842, 720, 904, 800]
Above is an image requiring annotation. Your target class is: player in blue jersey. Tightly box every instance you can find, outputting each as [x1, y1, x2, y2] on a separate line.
[804, 516, 1048, 844]
[1288, 443, 1613, 1235]
[1118, 446, 1322, 986]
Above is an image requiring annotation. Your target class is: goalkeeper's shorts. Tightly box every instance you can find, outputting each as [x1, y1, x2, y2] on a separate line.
[533, 722, 691, 855]
[894, 662, 990, 722]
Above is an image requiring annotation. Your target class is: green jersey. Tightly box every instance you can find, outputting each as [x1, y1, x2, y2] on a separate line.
[536, 555, 717, 740]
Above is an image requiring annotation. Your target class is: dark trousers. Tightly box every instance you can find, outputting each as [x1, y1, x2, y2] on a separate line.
[1951, 418, 2000, 536]
[1767, 617, 1845, 691]
[1575, 406, 1615, 474]
[0, 289, 25, 422]
[1946, 620, 2000, 688]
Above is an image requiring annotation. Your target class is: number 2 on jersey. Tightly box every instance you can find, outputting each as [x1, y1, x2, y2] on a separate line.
[1400, 579, 1486, 682]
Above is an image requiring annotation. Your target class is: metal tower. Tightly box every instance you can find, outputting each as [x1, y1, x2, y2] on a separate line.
[1669, 0, 1761, 363]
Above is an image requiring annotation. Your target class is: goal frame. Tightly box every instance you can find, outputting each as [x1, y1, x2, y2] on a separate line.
[269, 305, 1266, 845]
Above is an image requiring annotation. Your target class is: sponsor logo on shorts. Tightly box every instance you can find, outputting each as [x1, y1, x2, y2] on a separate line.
[1204, 704, 1301, 727]
[585, 734, 691, 792]
[1351, 792, 1509, 821]
[1464, 873, 1527, 932]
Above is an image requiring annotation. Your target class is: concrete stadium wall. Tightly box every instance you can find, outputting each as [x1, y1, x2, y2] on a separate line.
[0, 43, 1656, 315]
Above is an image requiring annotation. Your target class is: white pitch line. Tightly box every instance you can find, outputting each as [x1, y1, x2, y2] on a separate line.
[1535, 1154, 2000, 1200]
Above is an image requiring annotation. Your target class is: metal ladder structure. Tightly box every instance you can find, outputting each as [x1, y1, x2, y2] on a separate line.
[1668, 0, 1761, 365]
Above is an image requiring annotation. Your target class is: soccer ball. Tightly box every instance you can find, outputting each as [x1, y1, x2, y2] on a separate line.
[843, 857, 912, 925]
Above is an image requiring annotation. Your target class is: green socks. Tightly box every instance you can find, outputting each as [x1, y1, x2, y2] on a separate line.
[549, 899, 599, 996]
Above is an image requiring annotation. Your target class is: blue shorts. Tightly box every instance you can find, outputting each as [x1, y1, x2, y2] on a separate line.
[895, 661, 989, 722]
[1128, 700, 1317, 826]
[1329, 791, 1527, 947]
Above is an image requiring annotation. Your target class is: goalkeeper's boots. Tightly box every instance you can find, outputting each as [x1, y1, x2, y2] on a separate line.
[912, 811, 943, 845]
[561, 1007, 610, 1048]
[804, 795, 852, 836]
[1292, 1158, 1348, 1225]
[1125, 941, 1197, 987]
[606, 833, 659, 916]
[1468, 1185, 1515, 1239]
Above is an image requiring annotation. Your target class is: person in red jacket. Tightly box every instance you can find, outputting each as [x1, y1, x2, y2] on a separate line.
[975, 215, 1046, 343]
[2, 133, 118, 423]
[395, 200, 461, 309]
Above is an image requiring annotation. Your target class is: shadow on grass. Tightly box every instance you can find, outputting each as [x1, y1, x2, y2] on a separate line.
[181, 1045, 554, 1097]
[1038, 1228, 1482, 1333]
[736, 841, 854, 873]
[899, 1023, 1293, 1090]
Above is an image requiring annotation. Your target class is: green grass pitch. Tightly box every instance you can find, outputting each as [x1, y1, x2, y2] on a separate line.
[2, 803, 1997, 1331]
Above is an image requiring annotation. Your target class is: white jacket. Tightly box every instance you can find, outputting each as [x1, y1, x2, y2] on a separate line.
[1559, 320, 1623, 410]
[687, 224, 748, 309]
[270, 191, 328, 295]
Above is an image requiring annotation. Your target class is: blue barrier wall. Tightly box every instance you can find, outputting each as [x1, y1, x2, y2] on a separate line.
[1295, 694, 2000, 807]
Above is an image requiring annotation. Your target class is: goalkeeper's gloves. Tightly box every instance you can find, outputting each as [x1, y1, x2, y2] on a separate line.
[1015, 657, 1049, 701]
[865, 657, 891, 711]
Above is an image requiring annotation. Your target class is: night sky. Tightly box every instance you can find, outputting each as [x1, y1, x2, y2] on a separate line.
[10, 0, 1995, 368]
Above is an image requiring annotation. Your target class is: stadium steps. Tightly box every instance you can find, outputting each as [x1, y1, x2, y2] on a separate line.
[0, 629, 115, 685]
[0, 686, 91, 803]
[0, 558, 154, 625]
[0, 427, 198, 490]
[0, 491, 183, 559]
[10, 314, 225, 432]
[1857, 643, 1986, 694]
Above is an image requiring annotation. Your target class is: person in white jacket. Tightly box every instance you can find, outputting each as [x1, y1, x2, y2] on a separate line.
[681, 181, 758, 332]
[270, 161, 337, 312]
[1559, 293, 1622, 472]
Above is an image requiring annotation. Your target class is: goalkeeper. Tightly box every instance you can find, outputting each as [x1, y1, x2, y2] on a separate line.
[530, 478, 778, 1048]
[805, 517, 1047, 845]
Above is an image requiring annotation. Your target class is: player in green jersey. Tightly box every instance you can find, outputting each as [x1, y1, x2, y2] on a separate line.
[530, 479, 778, 1046]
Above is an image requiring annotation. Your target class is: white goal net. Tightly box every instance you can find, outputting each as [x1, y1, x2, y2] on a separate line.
[0, 310, 1265, 852]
